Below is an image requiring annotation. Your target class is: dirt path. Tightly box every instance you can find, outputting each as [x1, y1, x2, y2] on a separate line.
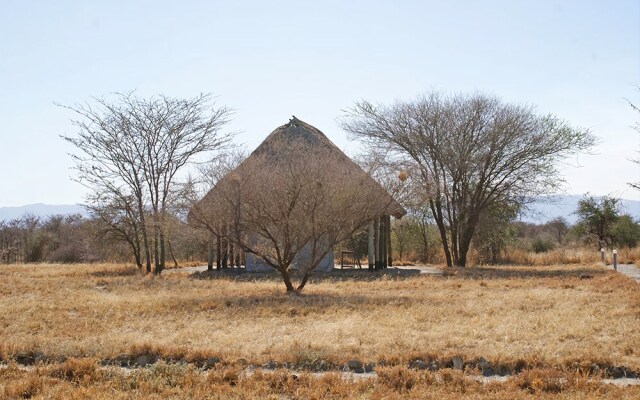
[609, 264, 640, 283]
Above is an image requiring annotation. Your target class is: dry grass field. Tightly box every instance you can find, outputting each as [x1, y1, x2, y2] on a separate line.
[1, 262, 639, 398]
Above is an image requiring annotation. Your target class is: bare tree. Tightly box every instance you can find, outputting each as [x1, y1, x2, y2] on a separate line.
[87, 189, 144, 268]
[191, 135, 397, 292]
[341, 91, 596, 267]
[62, 93, 233, 273]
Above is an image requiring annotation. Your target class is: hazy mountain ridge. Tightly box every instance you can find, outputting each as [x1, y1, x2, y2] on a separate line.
[0, 203, 88, 221]
[520, 195, 640, 224]
[1, 196, 639, 225]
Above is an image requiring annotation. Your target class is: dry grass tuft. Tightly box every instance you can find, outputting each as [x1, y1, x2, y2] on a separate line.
[0, 362, 639, 399]
[48, 357, 101, 384]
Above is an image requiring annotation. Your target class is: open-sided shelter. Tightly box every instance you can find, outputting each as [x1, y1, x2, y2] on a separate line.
[189, 117, 406, 272]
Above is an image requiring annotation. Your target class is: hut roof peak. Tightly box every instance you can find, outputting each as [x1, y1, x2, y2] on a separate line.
[193, 118, 407, 219]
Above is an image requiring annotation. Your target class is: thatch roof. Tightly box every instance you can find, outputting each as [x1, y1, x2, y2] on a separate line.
[191, 117, 406, 221]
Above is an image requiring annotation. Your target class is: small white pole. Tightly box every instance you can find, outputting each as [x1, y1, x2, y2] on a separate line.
[613, 249, 618, 271]
[600, 248, 605, 264]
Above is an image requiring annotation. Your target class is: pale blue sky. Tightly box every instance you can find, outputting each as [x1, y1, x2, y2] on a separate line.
[1, 0, 638, 207]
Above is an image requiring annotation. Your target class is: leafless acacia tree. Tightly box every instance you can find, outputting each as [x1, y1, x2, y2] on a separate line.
[341, 92, 596, 267]
[191, 139, 393, 292]
[62, 93, 233, 273]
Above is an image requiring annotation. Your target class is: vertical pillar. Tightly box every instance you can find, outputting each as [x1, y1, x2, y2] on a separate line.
[387, 215, 393, 268]
[377, 216, 385, 270]
[368, 220, 375, 270]
[216, 235, 221, 270]
[373, 218, 380, 270]
[207, 237, 213, 271]
[229, 241, 235, 268]
[380, 216, 387, 269]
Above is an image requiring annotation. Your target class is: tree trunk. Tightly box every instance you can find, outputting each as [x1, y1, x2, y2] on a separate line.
[153, 230, 160, 273]
[167, 238, 178, 268]
[278, 268, 295, 292]
[430, 199, 453, 268]
[296, 269, 313, 291]
[207, 239, 213, 271]
[137, 196, 152, 273]
[132, 244, 142, 268]
[158, 230, 166, 274]
[456, 213, 479, 268]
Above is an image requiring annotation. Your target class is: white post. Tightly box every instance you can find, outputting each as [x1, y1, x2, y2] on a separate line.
[600, 248, 605, 264]
[613, 249, 618, 271]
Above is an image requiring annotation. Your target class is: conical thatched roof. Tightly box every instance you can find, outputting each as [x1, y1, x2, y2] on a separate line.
[190, 117, 406, 222]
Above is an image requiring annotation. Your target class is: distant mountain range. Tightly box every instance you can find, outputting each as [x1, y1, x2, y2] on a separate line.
[0, 196, 639, 225]
[0, 203, 88, 221]
[520, 195, 640, 224]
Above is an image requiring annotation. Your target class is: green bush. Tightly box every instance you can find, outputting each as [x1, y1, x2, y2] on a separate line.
[531, 236, 555, 253]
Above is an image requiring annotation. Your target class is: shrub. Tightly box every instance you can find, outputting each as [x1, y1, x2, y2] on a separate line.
[531, 237, 555, 253]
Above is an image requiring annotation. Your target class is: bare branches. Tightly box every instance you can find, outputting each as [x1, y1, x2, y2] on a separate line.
[62, 93, 233, 273]
[341, 91, 596, 267]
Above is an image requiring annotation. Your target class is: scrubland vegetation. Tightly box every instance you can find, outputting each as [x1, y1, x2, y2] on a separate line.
[1, 262, 639, 398]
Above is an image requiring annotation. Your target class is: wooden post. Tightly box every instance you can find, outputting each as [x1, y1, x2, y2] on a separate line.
[229, 241, 235, 268]
[613, 249, 618, 271]
[600, 248, 605, 264]
[387, 215, 393, 268]
[373, 218, 380, 270]
[216, 235, 221, 270]
[377, 216, 385, 270]
[380, 216, 387, 269]
[368, 220, 375, 271]
[207, 238, 213, 271]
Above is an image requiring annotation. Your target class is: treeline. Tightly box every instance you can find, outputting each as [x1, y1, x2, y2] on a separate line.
[1, 194, 638, 266]
[384, 194, 640, 264]
[0, 213, 206, 265]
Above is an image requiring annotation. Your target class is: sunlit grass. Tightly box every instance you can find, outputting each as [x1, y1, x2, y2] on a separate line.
[0, 262, 638, 398]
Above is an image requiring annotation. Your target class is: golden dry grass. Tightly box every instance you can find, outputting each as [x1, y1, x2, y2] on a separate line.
[0, 262, 639, 398]
[484, 246, 640, 266]
[2, 361, 640, 399]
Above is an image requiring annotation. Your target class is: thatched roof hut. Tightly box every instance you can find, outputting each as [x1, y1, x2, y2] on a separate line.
[190, 117, 406, 271]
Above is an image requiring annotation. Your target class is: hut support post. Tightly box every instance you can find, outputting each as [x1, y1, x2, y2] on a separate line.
[216, 235, 221, 270]
[230, 242, 234, 268]
[380, 215, 387, 269]
[374, 218, 380, 270]
[368, 220, 375, 270]
[386, 215, 392, 268]
[378, 216, 383, 269]
[207, 236, 213, 271]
